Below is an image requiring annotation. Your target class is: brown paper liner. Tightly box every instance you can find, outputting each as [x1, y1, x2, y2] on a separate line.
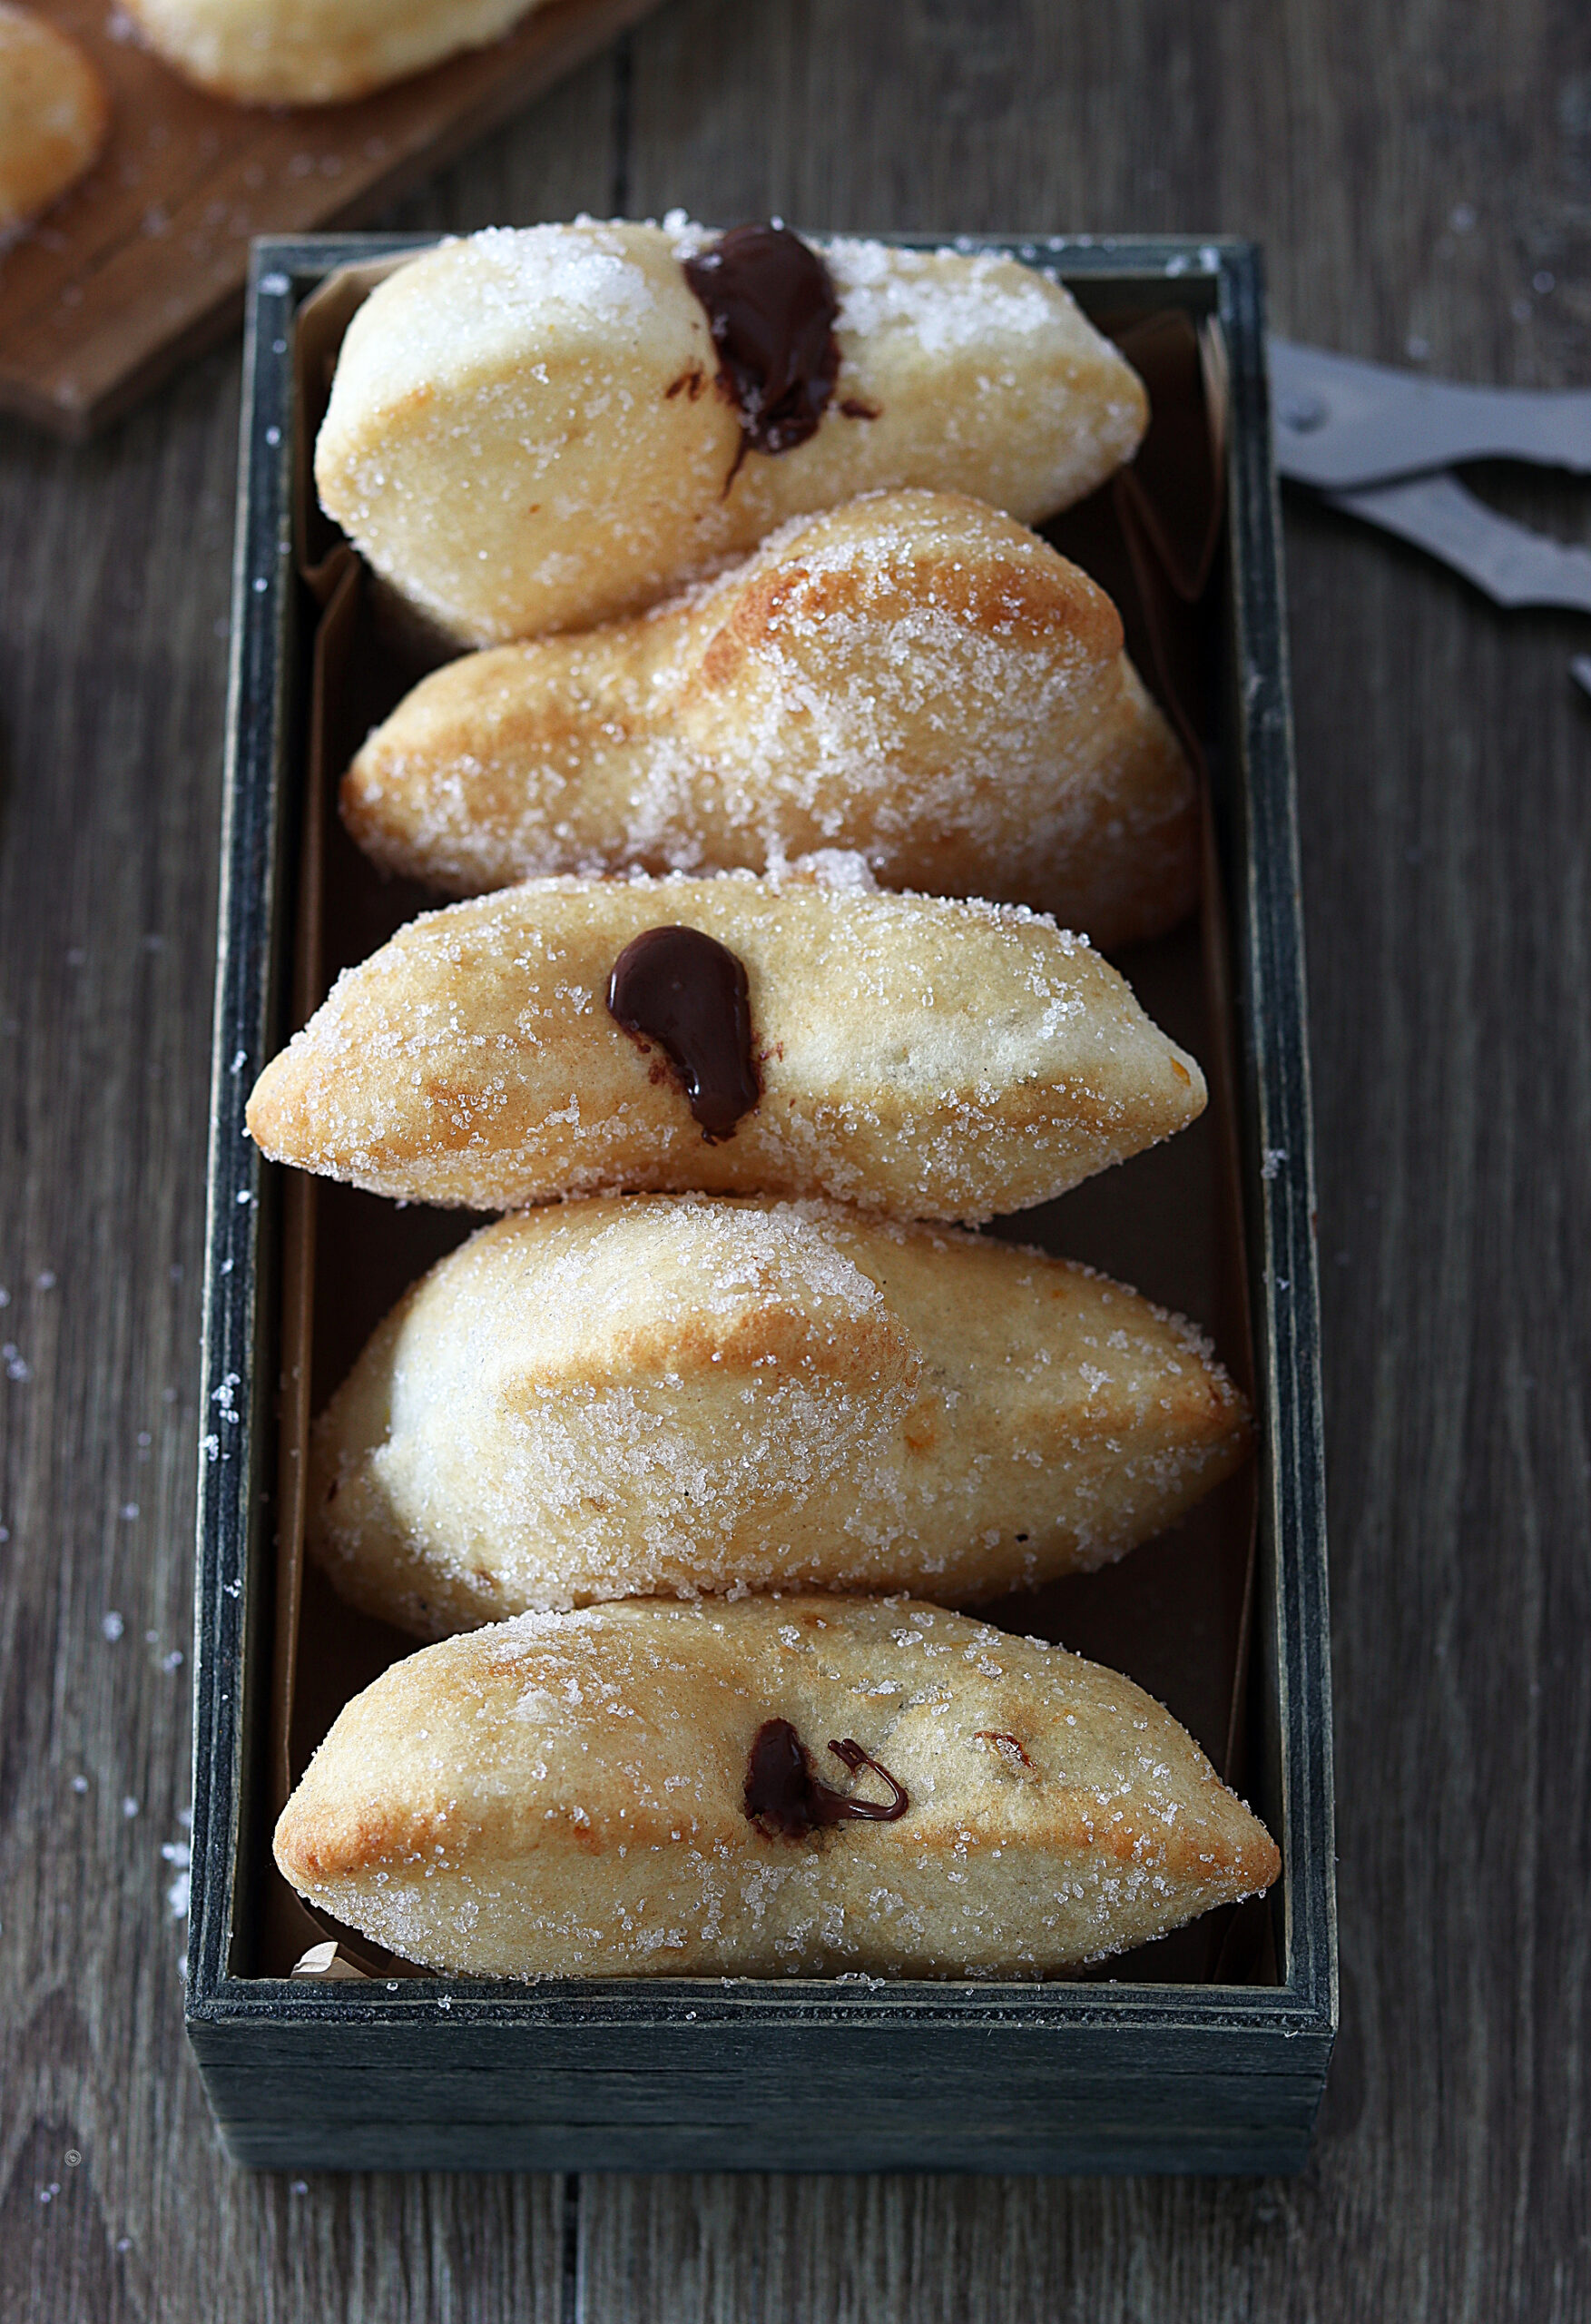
[257, 263, 1272, 1988]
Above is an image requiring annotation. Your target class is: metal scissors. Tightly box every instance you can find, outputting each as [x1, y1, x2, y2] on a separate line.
[1269, 338, 1591, 690]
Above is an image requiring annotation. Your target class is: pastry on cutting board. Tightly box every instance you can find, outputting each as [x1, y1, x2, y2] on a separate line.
[272, 1594, 1281, 1979]
[122, 0, 549, 104]
[244, 871, 1206, 1219]
[342, 489, 1197, 948]
[307, 1195, 1252, 1634]
[314, 220, 1149, 644]
[0, 6, 108, 234]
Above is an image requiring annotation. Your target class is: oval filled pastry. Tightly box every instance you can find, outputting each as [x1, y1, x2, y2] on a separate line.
[341, 490, 1197, 948]
[121, 0, 548, 103]
[244, 872, 1206, 1219]
[307, 1196, 1251, 1634]
[272, 1595, 1281, 1980]
[314, 222, 1149, 644]
[0, 6, 108, 233]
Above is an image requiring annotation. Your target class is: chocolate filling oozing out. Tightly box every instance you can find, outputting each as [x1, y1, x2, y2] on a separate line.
[743, 1718, 909, 1839]
[682, 222, 841, 467]
[605, 924, 761, 1141]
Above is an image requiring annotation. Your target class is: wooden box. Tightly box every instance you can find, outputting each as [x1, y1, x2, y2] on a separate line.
[186, 232, 1336, 2173]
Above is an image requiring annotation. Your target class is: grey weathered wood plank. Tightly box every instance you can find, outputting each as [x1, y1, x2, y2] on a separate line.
[3, 0, 1590, 2313]
[0, 40, 615, 2324]
[582, 0, 1591, 2317]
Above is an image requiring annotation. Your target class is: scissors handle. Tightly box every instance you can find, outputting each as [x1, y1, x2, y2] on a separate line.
[1271, 338, 1591, 488]
[1325, 472, 1591, 615]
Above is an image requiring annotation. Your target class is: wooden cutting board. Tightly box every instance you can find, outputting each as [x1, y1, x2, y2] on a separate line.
[0, 0, 662, 438]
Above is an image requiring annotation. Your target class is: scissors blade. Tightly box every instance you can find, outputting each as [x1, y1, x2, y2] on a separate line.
[1272, 338, 1591, 487]
[1326, 472, 1591, 614]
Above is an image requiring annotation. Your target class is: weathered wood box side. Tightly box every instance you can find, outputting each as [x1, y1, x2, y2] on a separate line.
[186, 235, 1336, 2176]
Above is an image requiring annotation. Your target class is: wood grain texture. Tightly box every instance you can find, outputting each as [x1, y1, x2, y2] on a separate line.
[0, 0, 662, 437]
[1, 0, 1588, 2314]
[0, 36, 611, 2324]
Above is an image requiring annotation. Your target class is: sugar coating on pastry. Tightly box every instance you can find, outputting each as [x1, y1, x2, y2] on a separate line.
[342, 489, 1198, 948]
[272, 1594, 1281, 1979]
[120, 0, 547, 103]
[309, 1196, 1252, 1635]
[0, 6, 108, 235]
[314, 221, 1149, 644]
[244, 872, 1207, 1220]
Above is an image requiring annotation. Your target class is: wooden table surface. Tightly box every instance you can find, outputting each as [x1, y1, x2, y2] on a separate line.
[2, 1, 1586, 2314]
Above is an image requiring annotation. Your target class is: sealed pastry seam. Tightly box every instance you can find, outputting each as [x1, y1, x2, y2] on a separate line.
[341, 488, 1197, 949]
[272, 1597, 1281, 1979]
[306, 1196, 1252, 1632]
[263, 213, 1273, 1993]
[244, 872, 1207, 1220]
[313, 222, 1150, 643]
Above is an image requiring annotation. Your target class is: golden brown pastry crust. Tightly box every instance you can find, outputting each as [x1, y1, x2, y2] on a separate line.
[0, 7, 107, 233]
[314, 223, 1149, 644]
[308, 1196, 1252, 1634]
[342, 490, 1198, 949]
[244, 872, 1207, 1220]
[272, 1595, 1281, 1979]
[122, 0, 545, 104]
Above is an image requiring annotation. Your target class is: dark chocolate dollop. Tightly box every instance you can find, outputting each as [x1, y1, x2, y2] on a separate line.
[743, 1718, 909, 1839]
[606, 923, 760, 1141]
[683, 222, 841, 459]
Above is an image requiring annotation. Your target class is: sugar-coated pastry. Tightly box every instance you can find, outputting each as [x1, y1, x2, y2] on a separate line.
[314, 221, 1149, 645]
[309, 1196, 1252, 1635]
[245, 872, 1206, 1220]
[121, 0, 547, 103]
[273, 1595, 1281, 1979]
[0, 6, 108, 233]
[342, 490, 1197, 947]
